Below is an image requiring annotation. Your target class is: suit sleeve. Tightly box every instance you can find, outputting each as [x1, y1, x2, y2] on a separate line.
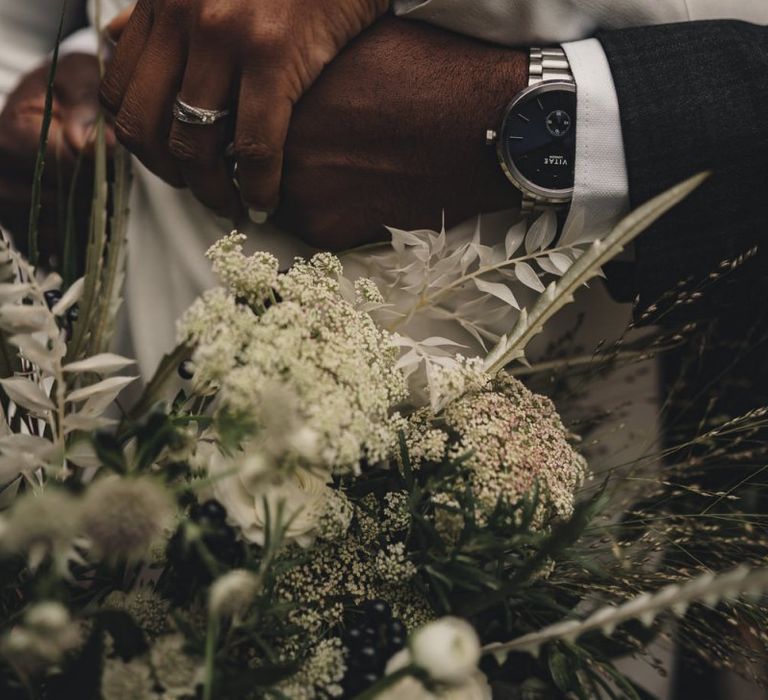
[598, 20, 768, 314]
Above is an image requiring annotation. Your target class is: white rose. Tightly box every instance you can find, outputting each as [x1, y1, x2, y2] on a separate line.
[410, 617, 481, 684]
[211, 450, 332, 548]
[378, 649, 491, 700]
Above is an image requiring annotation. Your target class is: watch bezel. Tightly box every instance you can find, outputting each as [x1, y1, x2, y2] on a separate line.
[496, 81, 576, 203]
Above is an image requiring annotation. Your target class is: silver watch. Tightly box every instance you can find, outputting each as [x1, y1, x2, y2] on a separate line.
[486, 47, 576, 214]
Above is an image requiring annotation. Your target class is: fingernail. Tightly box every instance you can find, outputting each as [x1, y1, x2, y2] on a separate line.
[248, 208, 269, 225]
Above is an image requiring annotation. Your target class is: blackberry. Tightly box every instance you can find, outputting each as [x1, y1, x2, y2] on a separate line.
[43, 290, 63, 309]
[178, 360, 196, 380]
[191, 499, 227, 525]
[161, 500, 244, 604]
[340, 600, 408, 698]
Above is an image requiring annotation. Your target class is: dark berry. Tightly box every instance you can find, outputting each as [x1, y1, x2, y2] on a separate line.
[344, 626, 366, 645]
[351, 645, 379, 671]
[193, 499, 227, 524]
[361, 672, 379, 687]
[44, 290, 62, 309]
[67, 303, 80, 324]
[361, 600, 391, 622]
[388, 620, 406, 638]
[178, 360, 196, 380]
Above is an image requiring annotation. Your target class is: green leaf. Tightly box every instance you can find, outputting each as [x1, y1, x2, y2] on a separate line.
[27, 1, 68, 265]
[548, 647, 578, 693]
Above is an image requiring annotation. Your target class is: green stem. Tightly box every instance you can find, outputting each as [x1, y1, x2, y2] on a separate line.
[203, 614, 219, 700]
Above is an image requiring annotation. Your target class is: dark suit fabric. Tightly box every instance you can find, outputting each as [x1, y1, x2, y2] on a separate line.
[600, 21, 768, 699]
[599, 20, 768, 316]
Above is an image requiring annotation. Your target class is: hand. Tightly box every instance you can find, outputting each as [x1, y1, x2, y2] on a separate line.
[0, 53, 114, 262]
[274, 17, 526, 250]
[100, 0, 390, 221]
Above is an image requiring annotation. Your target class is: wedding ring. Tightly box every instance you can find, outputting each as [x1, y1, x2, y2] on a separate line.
[172, 97, 231, 126]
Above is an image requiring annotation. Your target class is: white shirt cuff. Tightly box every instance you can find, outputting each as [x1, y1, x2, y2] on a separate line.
[561, 38, 629, 245]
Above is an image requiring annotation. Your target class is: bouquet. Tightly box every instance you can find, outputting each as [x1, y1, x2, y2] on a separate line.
[1, 76, 768, 700]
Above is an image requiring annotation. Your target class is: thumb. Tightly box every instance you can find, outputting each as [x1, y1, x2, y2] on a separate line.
[62, 103, 116, 156]
[54, 55, 114, 155]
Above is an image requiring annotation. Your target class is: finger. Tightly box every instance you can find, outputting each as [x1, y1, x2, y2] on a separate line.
[167, 42, 240, 217]
[53, 55, 109, 154]
[0, 110, 78, 185]
[106, 3, 137, 42]
[113, 9, 188, 186]
[233, 77, 292, 213]
[99, 0, 153, 115]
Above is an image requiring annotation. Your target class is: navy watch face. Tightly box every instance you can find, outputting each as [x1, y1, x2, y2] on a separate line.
[499, 83, 576, 196]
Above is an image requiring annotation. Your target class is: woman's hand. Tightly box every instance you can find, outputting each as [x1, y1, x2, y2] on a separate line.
[0, 54, 113, 261]
[100, 0, 390, 220]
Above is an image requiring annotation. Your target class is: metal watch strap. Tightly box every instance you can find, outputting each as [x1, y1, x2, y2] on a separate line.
[522, 47, 575, 214]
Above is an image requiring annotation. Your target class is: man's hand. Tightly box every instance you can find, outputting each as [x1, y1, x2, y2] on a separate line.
[100, 0, 390, 221]
[275, 17, 527, 250]
[0, 54, 113, 261]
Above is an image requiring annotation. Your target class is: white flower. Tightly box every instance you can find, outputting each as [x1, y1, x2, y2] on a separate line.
[409, 617, 481, 685]
[178, 244, 407, 476]
[379, 649, 491, 700]
[25, 602, 70, 631]
[80, 476, 175, 561]
[212, 451, 334, 547]
[209, 569, 259, 620]
[2, 602, 81, 670]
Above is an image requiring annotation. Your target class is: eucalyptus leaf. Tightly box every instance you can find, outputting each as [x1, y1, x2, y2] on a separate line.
[51, 277, 84, 316]
[504, 221, 526, 258]
[0, 376, 54, 412]
[474, 279, 520, 310]
[63, 353, 136, 374]
[515, 261, 546, 292]
[66, 375, 136, 403]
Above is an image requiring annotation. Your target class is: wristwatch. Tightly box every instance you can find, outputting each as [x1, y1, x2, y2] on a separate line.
[486, 47, 576, 215]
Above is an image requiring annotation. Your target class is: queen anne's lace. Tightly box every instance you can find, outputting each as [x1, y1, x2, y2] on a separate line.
[177, 234, 407, 475]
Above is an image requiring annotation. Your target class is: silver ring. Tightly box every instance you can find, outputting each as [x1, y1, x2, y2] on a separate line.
[173, 97, 231, 126]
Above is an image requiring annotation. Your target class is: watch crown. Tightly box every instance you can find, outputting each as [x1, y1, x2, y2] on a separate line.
[485, 129, 498, 147]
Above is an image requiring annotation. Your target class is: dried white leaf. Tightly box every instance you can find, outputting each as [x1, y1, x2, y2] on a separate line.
[39, 272, 63, 293]
[8, 334, 59, 373]
[66, 375, 137, 403]
[549, 252, 573, 274]
[525, 210, 557, 253]
[52, 279, 83, 315]
[63, 353, 136, 374]
[64, 413, 118, 434]
[474, 279, 520, 310]
[387, 227, 429, 254]
[66, 440, 101, 470]
[515, 262, 546, 292]
[559, 206, 587, 247]
[536, 258, 563, 277]
[0, 376, 54, 413]
[0, 283, 32, 303]
[504, 221, 526, 259]
[0, 304, 50, 334]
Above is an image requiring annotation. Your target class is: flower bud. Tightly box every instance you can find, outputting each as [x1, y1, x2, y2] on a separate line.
[209, 569, 259, 620]
[409, 617, 481, 685]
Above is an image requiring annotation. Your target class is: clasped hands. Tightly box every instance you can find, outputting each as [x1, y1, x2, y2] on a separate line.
[0, 0, 525, 256]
